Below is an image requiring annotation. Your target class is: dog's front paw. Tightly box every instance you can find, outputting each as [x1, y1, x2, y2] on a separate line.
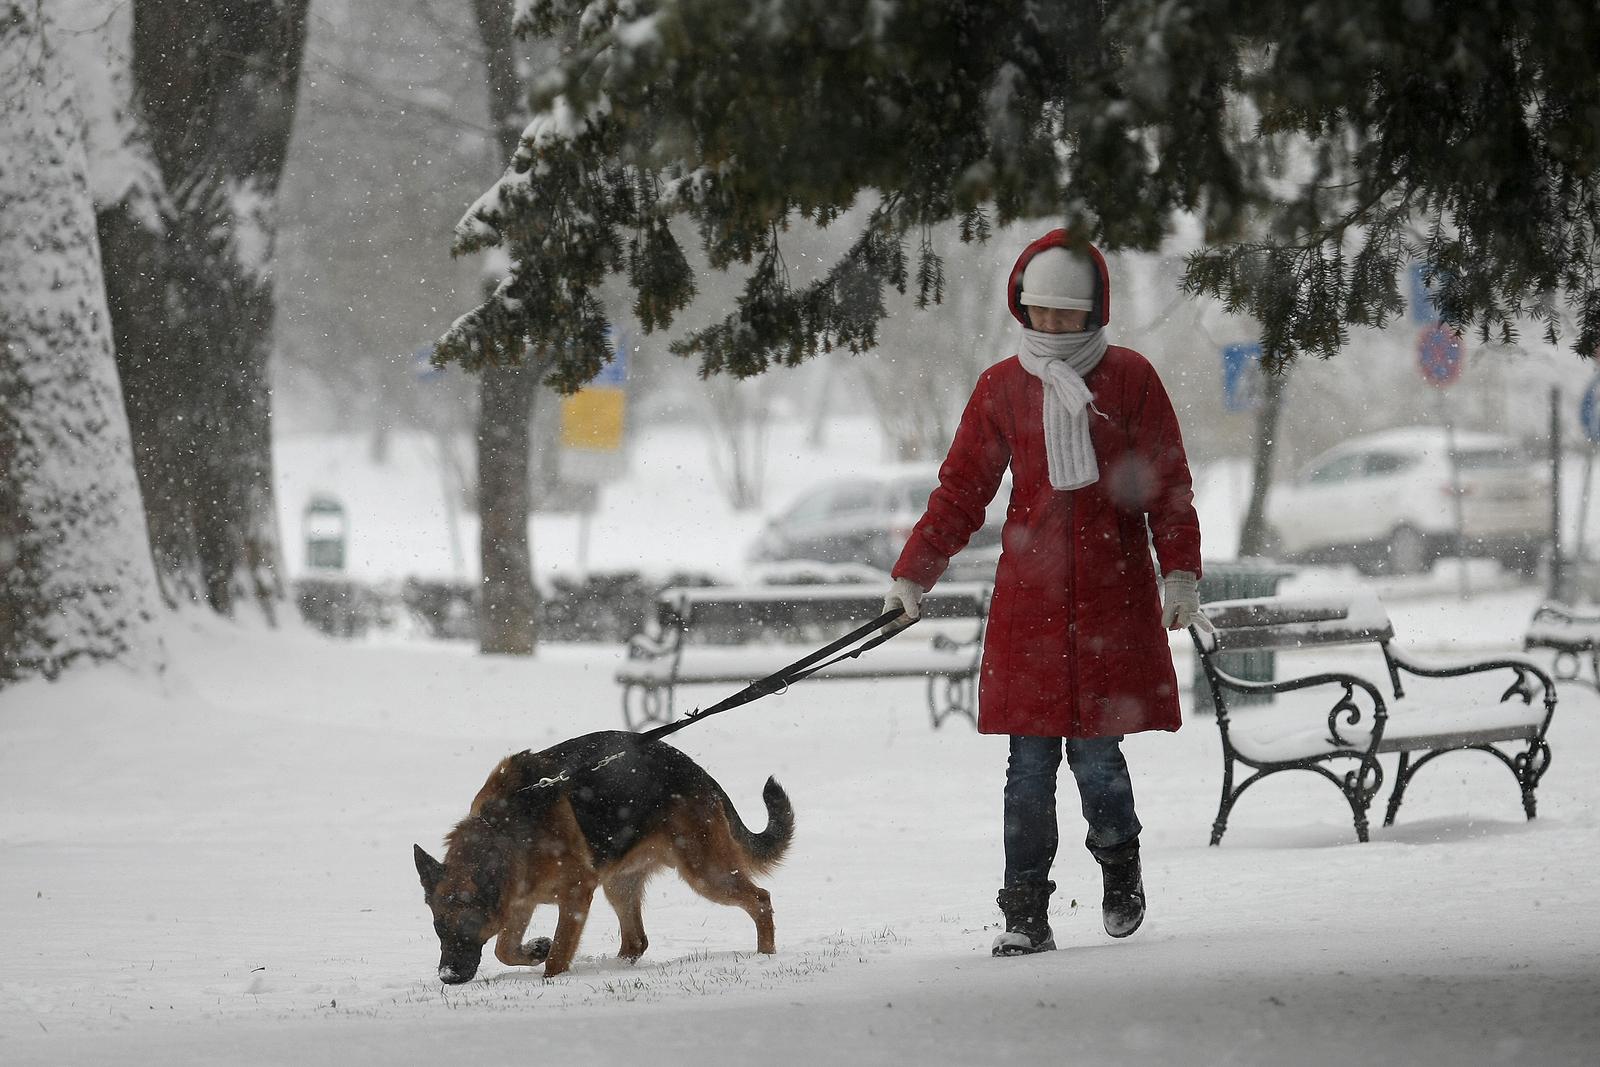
[524, 936, 552, 963]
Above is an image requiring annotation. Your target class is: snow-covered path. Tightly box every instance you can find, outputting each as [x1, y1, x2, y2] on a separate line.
[3, 587, 1597, 1065]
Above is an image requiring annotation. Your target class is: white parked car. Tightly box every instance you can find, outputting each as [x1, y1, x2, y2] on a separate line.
[1264, 428, 1548, 576]
[748, 464, 1009, 581]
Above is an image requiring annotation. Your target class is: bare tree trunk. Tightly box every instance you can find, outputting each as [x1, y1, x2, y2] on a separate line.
[702, 377, 771, 511]
[96, 0, 308, 620]
[472, 0, 540, 655]
[0, 2, 162, 685]
[1237, 370, 1288, 557]
[477, 362, 540, 653]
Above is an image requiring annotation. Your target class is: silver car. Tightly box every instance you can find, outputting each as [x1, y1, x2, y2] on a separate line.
[748, 464, 1009, 581]
[1264, 427, 1548, 575]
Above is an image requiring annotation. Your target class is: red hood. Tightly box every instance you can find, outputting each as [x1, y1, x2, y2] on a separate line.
[1007, 229, 1112, 329]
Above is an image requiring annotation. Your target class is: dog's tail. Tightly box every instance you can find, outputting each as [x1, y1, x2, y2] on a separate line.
[724, 776, 794, 874]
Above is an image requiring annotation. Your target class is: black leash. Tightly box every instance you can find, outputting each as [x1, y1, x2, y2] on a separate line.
[642, 607, 915, 741]
[516, 608, 918, 794]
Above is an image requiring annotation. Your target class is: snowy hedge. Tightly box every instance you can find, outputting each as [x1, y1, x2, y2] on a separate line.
[294, 571, 720, 644]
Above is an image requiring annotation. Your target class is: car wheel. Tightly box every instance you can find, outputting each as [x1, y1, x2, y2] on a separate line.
[1386, 525, 1431, 576]
[1498, 545, 1543, 580]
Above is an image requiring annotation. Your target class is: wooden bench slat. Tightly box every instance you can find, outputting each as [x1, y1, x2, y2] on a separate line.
[616, 644, 980, 684]
[1198, 592, 1395, 652]
[662, 581, 993, 603]
[661, 584, 988, 628]
[1207, 620, 1395, 653]
[1374, 725, 1538, 753]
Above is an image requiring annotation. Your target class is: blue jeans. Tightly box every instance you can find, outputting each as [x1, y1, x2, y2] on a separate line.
[1003, 734, 1142, 887]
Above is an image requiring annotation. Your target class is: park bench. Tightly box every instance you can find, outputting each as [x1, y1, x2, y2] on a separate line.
[1523, 600, 1600, 690]
[615, 582, 991, 732]
[1190, 592, 1557, 845]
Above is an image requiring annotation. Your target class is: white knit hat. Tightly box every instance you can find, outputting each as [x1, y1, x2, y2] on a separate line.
[1020, 247, 1096, 311]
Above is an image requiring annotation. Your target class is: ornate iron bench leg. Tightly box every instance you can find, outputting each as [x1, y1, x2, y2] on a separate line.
[1349, 800, 1371, 843]
[1342, 758, 1381, 843]
[1516, 739, 1551, 820]
[926, 672, 977, 730]
[1383, 751, 1413, 827]
[1547, 647, 1600, 692]
[1210, 756, 1236, 846]
[622, 682, 674, 732]
[1395, 743, 1546, 829]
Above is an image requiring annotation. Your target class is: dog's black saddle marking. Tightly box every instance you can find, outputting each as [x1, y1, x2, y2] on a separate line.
[520, 731, 715, 868]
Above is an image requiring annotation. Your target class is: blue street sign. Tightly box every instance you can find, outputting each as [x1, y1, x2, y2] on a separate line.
[414, 345, 443, 384]
[1417, 325, 1462, 387]
[1221, 342, 1263, 413]
[1581, 378, 1600, 443]
[593, 328, 629, 387]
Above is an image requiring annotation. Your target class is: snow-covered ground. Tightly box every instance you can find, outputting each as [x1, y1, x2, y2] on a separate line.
[5, 417, 1598, 1065]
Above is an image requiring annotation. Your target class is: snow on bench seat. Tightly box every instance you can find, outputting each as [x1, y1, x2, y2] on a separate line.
[1190, 591, 1557, 845]
[1228, 685, 1548, 765]
[1523, 612, 1600, 649]
[1523, 601, 1600, 689]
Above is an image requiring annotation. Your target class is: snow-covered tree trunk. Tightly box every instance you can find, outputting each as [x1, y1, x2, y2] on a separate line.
[0, 2, 162, 685]
[94, 0, 307, 619]
[472, 0, 539, 656]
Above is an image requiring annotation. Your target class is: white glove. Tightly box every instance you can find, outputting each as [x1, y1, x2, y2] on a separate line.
[883, 577, 925, 630]
[1160, 571, 1213, 632]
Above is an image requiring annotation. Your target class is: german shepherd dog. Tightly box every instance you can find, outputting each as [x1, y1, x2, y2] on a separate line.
[413, 730, 794, 983]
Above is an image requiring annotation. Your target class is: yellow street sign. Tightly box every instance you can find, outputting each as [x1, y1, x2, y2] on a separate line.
[560, 386, 626, 452]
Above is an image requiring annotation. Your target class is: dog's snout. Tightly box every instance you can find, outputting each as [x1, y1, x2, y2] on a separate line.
[438, 964, 471, 984]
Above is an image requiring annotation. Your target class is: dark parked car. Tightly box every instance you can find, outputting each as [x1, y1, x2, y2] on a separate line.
[748, 464, 1008, 581]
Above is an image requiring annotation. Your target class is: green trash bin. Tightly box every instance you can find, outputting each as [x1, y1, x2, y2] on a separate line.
[303, 494, 348, 572]
[1191, 559, 1295, 709]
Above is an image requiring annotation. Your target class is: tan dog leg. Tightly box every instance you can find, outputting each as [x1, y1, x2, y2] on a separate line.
[682, 869, 774, 954]
[492, 899, 549, 968]
[541, 878, 597, 978]
[673, 811, 777, 954]
[604, 874, 649, 962]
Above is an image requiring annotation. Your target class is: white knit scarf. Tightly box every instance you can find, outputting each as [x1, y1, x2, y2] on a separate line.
[1016, 327, 1110, 490]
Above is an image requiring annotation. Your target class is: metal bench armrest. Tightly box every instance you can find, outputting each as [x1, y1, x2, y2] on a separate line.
[1386, 649, 1556, 734]
[1389, 649, 1552, 688]
[1207, 663, 1383, 702]
[1204, 663, 1389, 751]
[626, 630, 679, 659]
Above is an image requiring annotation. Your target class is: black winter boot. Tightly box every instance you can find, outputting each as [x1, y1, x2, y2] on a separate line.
[992, 882, 1056, 956]
[1097, 839, 1145, 939]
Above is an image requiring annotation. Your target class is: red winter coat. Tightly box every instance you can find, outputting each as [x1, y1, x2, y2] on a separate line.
[892, 230, 1202, 738]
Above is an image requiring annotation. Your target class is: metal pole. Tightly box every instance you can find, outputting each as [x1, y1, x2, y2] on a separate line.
[1577, 447, 1595, 569]
[1550, 386, 1564, 601]
[1439, 392, 1469, 599]
[577, 509, 591, 582]
[435, 427, 466, 581]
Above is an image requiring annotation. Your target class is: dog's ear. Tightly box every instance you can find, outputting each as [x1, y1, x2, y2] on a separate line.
[414, 844, 444, 901]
